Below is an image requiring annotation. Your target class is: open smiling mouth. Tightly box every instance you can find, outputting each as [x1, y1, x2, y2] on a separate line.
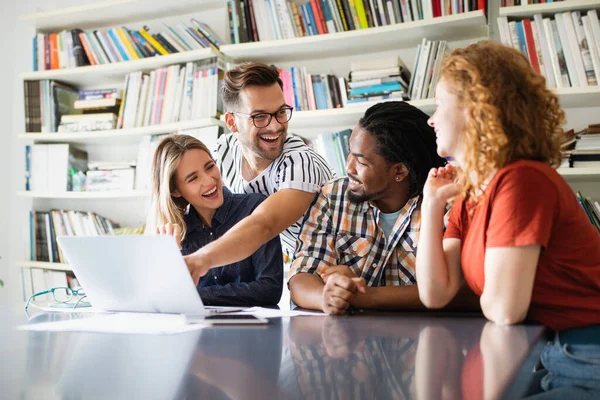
[202, 187, 218, 198]
[260, 134, 280, 144]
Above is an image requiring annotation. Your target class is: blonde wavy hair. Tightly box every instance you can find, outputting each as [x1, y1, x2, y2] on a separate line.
[440, 41, 565, 202]
[145, 134, 213, 241]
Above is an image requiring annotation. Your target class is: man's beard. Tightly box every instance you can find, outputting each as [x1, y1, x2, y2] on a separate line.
[240, 129, 287, 161]
[347, 189, 372, 204]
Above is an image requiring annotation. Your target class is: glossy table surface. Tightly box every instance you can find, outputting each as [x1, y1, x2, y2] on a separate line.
[1, 306, 548, 400]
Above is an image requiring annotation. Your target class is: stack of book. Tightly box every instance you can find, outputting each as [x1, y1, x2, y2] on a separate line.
[86, 161, 136, 192]
[561, 124, 600, 168]
[118, 57, 224, 129]
[497, 10, 600, 88]
[24, 80, 80, 133]
[408, 38, 447, 100]
[576, 192, 600, 235]
[306, 128, 352, 177]
[346, 56, 410, 106]
[32, 20, 220, 70]
[227, 0, 486, 44]
[58, 89, 121, 132]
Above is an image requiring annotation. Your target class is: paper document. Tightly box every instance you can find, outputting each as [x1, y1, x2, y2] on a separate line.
[234, 307, 325, 318]
[18, 312, 206, 335]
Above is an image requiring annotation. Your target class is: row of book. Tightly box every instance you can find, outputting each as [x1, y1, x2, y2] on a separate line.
[497, 10, 600, 89]
[119, 58, 225, 129]
[24, 81, 79, 133]
[228, 0, 486, 44]
[32, 20, 220, 71]
[561, 124, 600, 169]
[30, 210, 118, 264]
[577, 192, 600, 235]
[409, 38, 447, 100]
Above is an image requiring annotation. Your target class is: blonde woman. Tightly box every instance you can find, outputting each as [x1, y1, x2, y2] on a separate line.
[416, 41, 600, 332]
[147, 134, 283, 306]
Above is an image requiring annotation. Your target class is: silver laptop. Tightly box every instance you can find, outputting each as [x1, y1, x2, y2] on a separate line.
[56, 235, 255, 319]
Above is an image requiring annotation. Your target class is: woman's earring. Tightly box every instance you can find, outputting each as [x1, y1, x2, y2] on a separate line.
[396, 176, 401, 182]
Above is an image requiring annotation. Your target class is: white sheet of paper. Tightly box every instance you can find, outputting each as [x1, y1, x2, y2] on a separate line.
[18, 312, 206, 335]
[235, 307, 325, 318]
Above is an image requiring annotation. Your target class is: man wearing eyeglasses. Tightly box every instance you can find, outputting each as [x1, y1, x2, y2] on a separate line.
[182, 62, 334, 283]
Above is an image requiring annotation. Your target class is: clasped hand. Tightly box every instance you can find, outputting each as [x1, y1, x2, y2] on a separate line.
[320, 265, 366, 315]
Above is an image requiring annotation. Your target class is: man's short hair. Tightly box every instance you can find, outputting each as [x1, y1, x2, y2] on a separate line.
[221, 62, 284, 111]
[358, 101, 446, 198]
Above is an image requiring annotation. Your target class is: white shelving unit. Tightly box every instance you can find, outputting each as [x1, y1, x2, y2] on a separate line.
[19, 0, 224, 31]
[19, 48, 223, 86]
[499, 0, 600, 18]
[220, 11, 487, 63]
[290, 99, 436, 135]
[555, 87, 600, 109]
[18, 118, 226, 145]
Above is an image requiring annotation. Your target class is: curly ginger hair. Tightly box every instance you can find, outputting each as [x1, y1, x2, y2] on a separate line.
[439, 41, 565, 202]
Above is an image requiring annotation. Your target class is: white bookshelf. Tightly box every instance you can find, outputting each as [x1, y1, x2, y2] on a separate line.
[18, 118, 226, 145]
[220, 11, 488, 63]
[19, 48, 223, 86]
[558, 167, 600, 177]
[555, 87, 600, 108]
[499, 0, 600, 18]
[16, 190, 150, 199]
[17, 260, 72, 272]
[19, 0, 224, 31]
[290, 99, 436, 134]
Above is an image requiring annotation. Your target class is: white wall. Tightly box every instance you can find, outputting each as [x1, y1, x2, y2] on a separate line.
[0, 1, 20, 304]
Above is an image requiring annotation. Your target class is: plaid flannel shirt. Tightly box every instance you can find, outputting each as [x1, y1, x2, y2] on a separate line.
[291, 177, 421, 286]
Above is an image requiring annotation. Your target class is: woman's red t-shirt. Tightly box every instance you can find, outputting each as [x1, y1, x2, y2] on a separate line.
[444, 160, 600, 330]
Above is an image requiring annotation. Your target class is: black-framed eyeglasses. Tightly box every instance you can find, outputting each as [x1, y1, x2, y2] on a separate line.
[231, 106, 293, 128]
[25, 286, 88, 313]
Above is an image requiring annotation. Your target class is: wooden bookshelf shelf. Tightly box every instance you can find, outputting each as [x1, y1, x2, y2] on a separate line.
[19, 0, 224, 31]
[555, 86, 600, 108]
[499, 0, 600, 18]
[16, 190, 150, 199]
[220, 11, 488, 63]
[289, 99, 436, 135]
[19, 48, 222, 86]
[558, 167, 600, 177]
[17, 260, 72, 272]
[17, 118, 226, 144]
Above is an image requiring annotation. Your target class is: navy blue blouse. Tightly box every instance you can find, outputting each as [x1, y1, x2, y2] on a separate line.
[181, 187, 283, 306]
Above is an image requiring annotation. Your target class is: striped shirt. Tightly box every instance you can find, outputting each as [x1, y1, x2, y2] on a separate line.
[215, 133, 335, 254]
[291, 177, 421, 286]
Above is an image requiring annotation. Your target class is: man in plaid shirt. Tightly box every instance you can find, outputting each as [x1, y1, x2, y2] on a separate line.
[289, 102, 446, 315]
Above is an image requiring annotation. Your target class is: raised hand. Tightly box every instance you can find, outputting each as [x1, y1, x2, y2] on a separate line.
[156, 223, 182, 250]
[423, 164, 461, 206]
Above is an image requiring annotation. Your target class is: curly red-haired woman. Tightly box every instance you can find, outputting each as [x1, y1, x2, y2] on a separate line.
[416, 41, 600, 333]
